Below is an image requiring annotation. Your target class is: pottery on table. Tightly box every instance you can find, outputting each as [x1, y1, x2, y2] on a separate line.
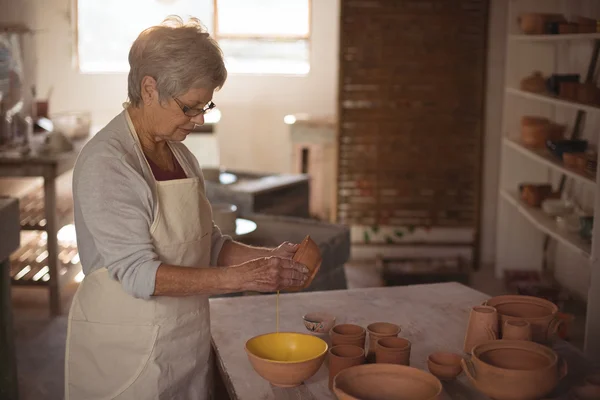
[287, 235, 322, 292]
[333, 363, 442, 400]
[463, 305, 498, 354]
[328, 345, 365, 390]
[483, 295, 563, 344]
[366, 322, 401, 362]
[462, 339, 568, 400]
[502, 320, 532, 341]
[211, 203, 238, 235]
[330, 324, 366, 348]
[427, 352, 463, 381]
[303, 312, 336, 334]
[245, 332, 327, 387]
[375, 337, 411, 366]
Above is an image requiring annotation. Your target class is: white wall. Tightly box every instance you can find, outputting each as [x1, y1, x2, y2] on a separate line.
[19, 0, 340, 175]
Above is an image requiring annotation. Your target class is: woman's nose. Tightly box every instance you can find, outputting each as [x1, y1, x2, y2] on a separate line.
[191, 114, 205, 126]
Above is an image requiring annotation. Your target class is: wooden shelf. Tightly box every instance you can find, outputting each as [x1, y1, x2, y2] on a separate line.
[500, 189, 592, 260]
[503, 138, 597, 186]
[509, 33, 600, 42]
[506, 87, 600, 114]
[18, 182, 74, 231]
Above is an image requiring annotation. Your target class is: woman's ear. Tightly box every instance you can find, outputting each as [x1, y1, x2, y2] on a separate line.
[140, 76, 158, 106]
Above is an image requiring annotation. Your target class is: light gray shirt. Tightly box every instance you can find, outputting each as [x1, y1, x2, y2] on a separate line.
[72, 110, 231, 299]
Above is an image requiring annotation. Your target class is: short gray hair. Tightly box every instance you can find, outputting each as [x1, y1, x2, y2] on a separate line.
[127, 15, 227, 107]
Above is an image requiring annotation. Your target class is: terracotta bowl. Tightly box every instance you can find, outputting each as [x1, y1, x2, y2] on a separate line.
[303, 312, 336, 333]
[245, 332, 328, 387]
[463, 340, 567, 400]
[287, 235, 322, 292]
[427, 352, 463, 381]
[333, 363, 442, 400]
[483, 295, 563, 344]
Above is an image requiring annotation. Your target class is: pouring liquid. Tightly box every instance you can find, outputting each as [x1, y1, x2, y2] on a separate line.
[276, 290, 280, 333]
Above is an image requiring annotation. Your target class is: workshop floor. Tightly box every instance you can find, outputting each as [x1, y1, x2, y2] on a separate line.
[11, 263, 585, 400]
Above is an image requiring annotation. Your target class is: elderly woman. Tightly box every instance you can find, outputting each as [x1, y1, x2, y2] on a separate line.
[64, 16, 310, 400]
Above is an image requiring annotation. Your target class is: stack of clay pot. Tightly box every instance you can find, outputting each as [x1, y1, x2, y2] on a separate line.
[365, 322, 401, 363]
[462, 340, 568, 400]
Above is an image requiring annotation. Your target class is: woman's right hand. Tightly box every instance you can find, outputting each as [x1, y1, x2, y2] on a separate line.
[234, 256, 310, 292]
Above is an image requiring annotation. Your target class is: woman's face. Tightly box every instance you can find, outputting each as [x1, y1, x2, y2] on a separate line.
[144, 81, 214, 142]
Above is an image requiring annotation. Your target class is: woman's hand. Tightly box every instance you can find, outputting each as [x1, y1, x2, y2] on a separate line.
[235, 256, 309, 292]
[269, 241, 299, 259]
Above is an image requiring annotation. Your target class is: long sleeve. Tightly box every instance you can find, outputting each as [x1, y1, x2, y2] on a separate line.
[73, 151, 161, 299]
[209, 222, 231, 266]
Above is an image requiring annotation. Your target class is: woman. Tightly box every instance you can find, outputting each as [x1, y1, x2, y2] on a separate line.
[64, 16, 310, 400]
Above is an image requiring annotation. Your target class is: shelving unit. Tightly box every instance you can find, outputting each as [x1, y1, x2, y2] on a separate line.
[496, 0, 600, 361]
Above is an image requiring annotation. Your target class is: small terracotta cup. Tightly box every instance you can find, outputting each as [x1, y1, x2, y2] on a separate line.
[330, 324, 366, 348]
[375, 337, 411, 365]
[327, 345, 365, 390]
[427, 352, 463, 381]
[463, 305, 498, 353]
[366, 322, 401, 362]
[503, 320, 532, 341]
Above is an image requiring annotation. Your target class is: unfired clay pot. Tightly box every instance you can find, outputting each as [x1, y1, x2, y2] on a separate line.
[427, 352, 463, 381]
[287, 235, 322, 292]
[503, 320, 532, 341]
[483, 295, 563, 344]
[366, 322, 401, 362]
[375, 337, 411, 366]
[333, 363, 442, 400]
[330, 324, 366, 348]
[328, 345, 365, 390]
[463, 339, 568, 400]
[463, 305, 498, 354]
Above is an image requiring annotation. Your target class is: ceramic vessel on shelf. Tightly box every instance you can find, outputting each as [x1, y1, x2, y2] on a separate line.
[287, 235, 322, 292]
[462, 339, 567, 400]
[483, 295, 563, 344]
[541, 198, 574, 217]
[333, 363, 442, 400]
[427, 352, 463, 381]
[211, 203, 238, 235]
[366, 322, 401, 362]
[244, 332, 327, 387]
[302, 312, 335, 334]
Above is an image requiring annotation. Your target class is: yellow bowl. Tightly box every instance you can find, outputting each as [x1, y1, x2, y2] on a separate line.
[245, 332, 328, 387]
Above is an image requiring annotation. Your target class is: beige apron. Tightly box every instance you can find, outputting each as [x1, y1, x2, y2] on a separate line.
[64, 109, 214, 400]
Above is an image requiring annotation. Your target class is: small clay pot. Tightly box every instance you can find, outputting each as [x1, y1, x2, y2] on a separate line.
[375, 337, 411, 366]
[427, 352, 463, 381]
[330, 324, 366, 348]
[366, 322, 401, 362]
[463, 305, 498, 354]
[328, 345, 365, 390]
[288, 235, 322, 292]
[503, 320, 532, 341]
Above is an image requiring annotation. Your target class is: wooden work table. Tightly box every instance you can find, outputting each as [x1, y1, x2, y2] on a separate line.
[209, 282, 599, 400]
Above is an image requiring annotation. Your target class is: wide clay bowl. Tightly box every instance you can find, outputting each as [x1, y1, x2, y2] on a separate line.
[333, 363, 442, 400]
[288, 235, 323, 292]
[245, 332, 328, 387]
[427, 352, 463, 380]
[483, 295, 562, 343]
[463, 340, 567, 400]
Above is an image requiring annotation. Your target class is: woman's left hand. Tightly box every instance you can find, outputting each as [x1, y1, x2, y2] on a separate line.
[270, 241, 299, 259]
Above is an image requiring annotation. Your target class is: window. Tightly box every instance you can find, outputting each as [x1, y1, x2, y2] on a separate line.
[76, 0, 311, 75]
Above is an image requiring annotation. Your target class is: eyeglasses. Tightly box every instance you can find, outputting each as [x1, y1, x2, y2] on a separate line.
[173, 97, 216, 117]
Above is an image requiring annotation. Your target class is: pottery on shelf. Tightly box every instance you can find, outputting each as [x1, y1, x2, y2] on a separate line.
[303, 312, 336, 334]
[244, 332, 327, 388]
[330, 324, 366, 348]
[366, 322, 401, 362]
[211, 203, 238, 235]
[328, 345, 365, 390]
[502, 320, 532, 341]
[463, 305, 498, 354]
[375, 337, 411, 366]
[333, 363, 442, 400]
[287, 235, 322, 292]
[462, 339, 568, 400]
[427, 352, 463, 381]
[483, 295, 563, 344]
